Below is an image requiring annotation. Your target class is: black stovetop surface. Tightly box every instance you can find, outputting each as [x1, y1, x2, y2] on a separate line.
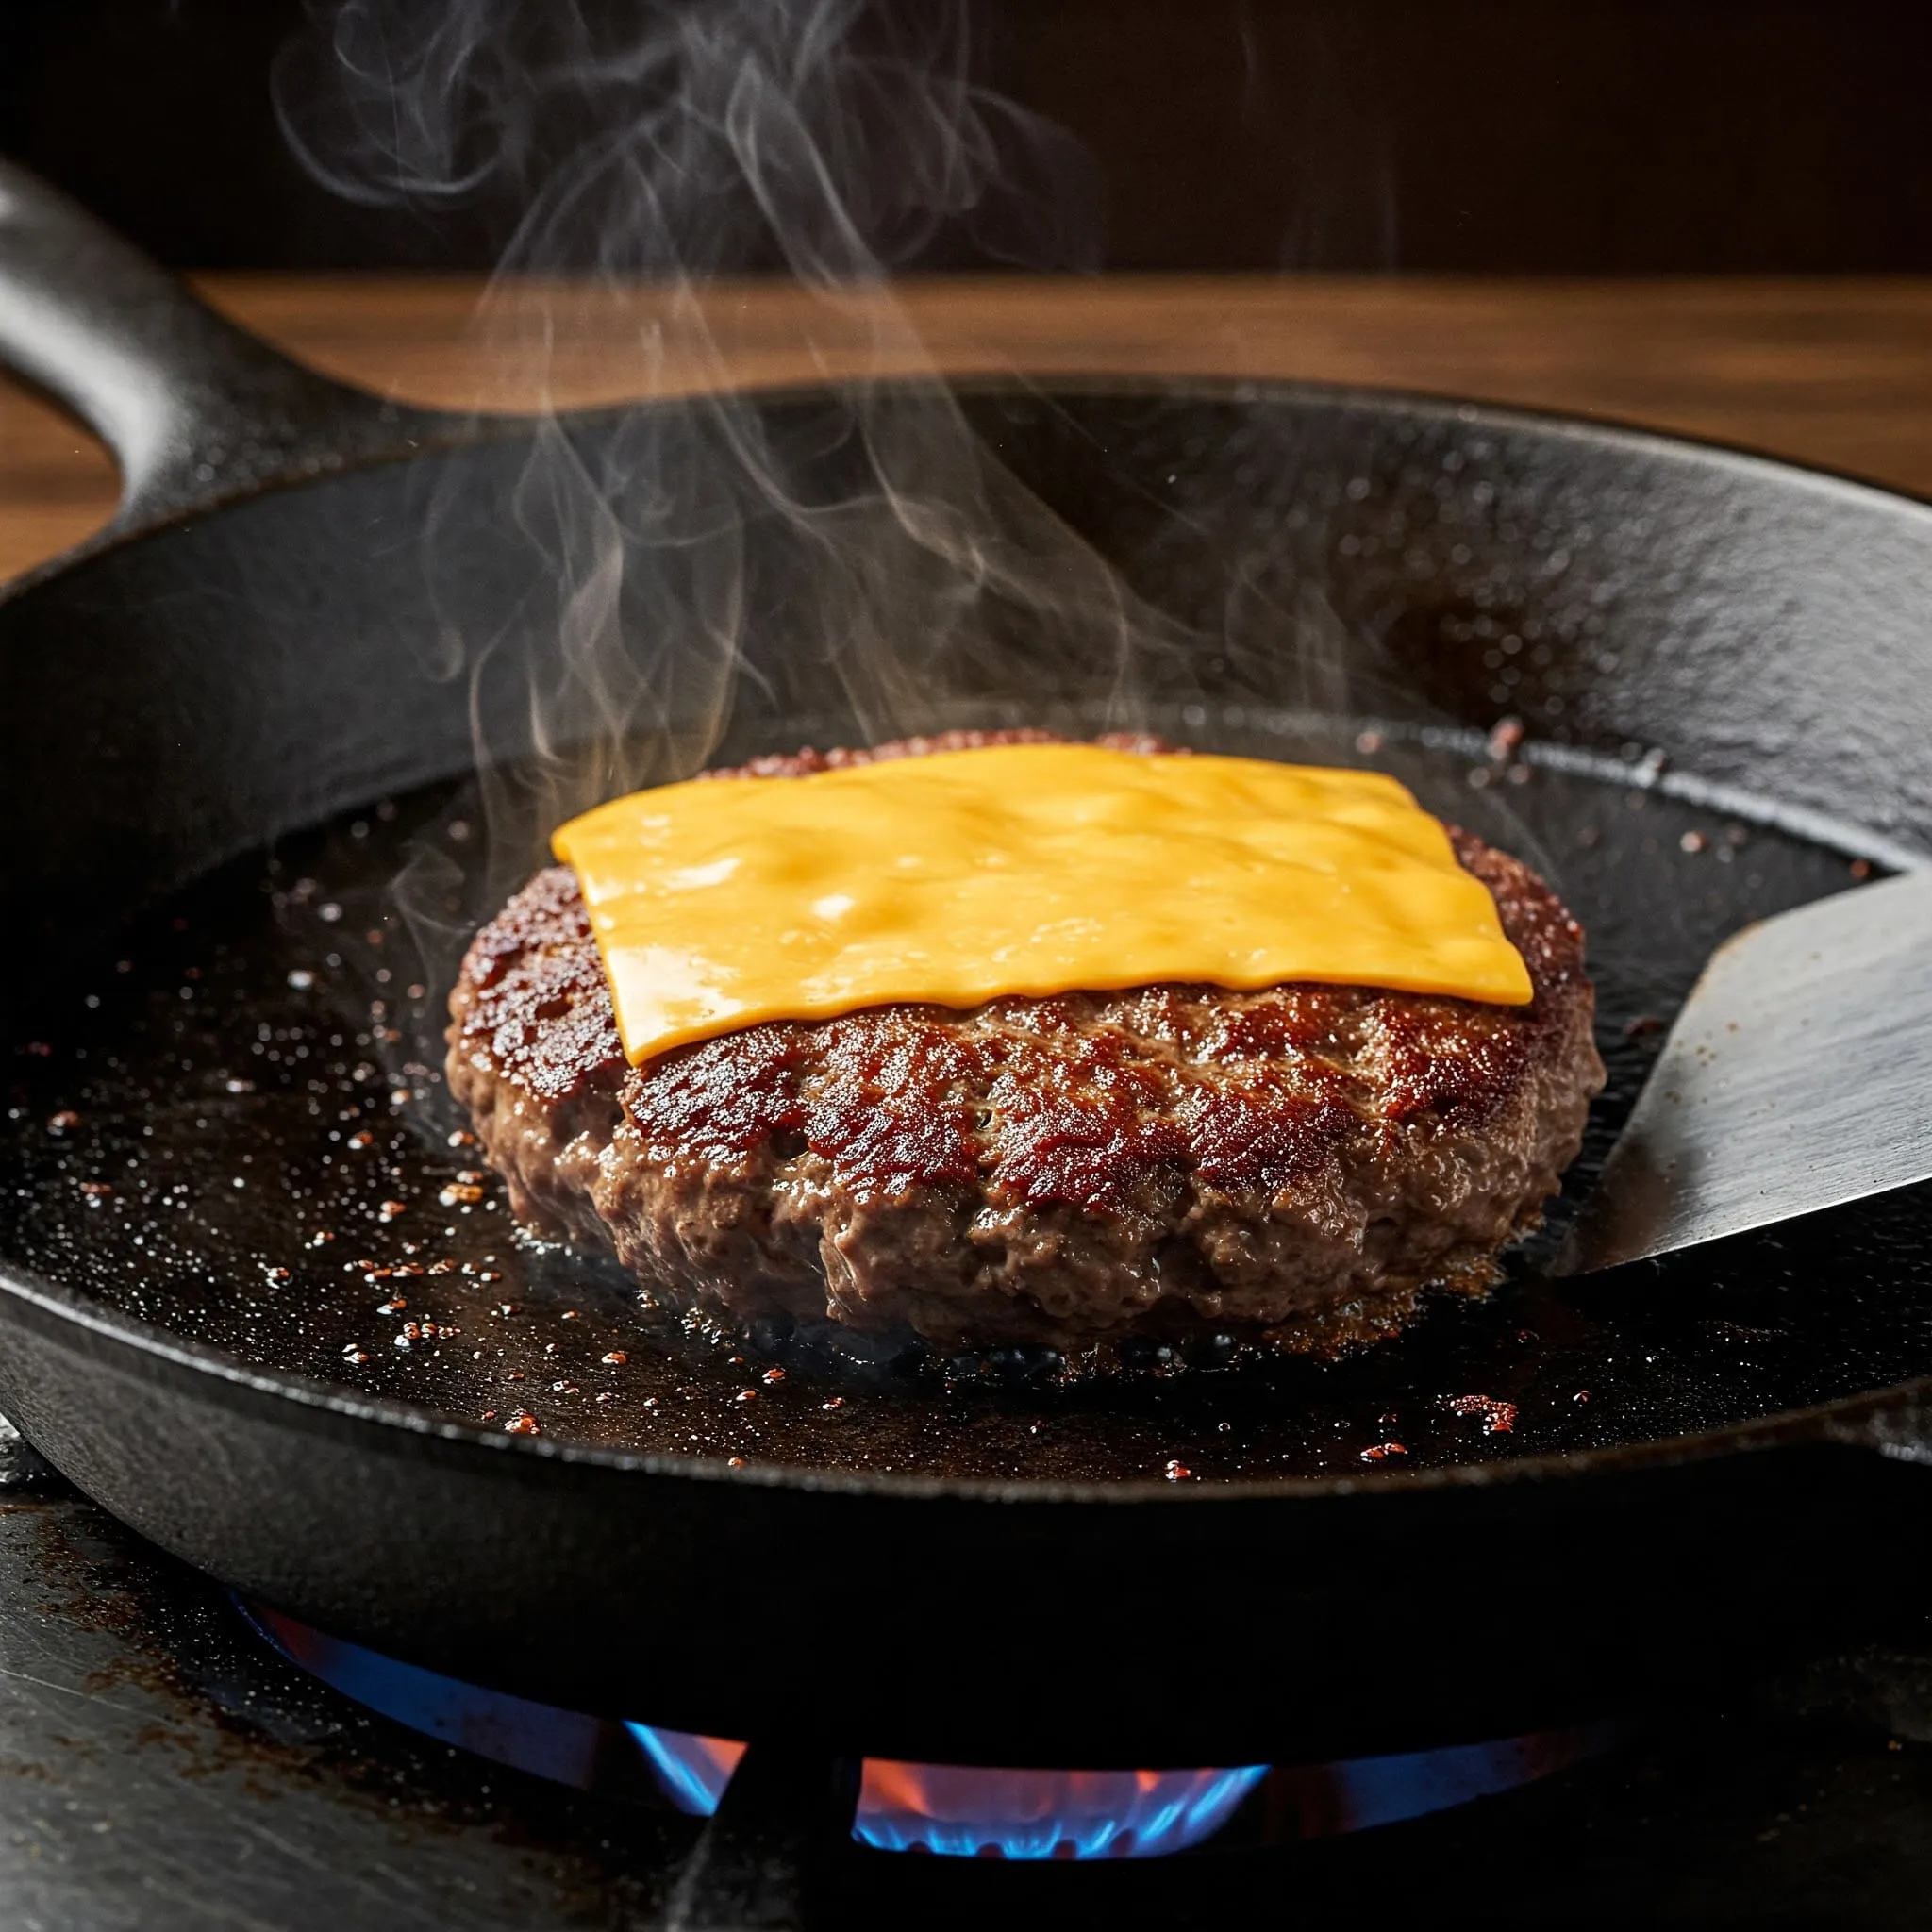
[8, 1421, 1932, 1929]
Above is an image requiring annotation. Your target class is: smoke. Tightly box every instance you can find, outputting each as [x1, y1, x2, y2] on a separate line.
[274, 0, 1101, 279]
[275, 5, 1149, 662]
[275, 3, 1437, 1028]
[271, 0, 1240, 1076]
[269, 0, 1576, 1156]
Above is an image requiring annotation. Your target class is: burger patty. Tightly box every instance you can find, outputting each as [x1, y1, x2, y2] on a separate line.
[446, 730, 1606, 1357]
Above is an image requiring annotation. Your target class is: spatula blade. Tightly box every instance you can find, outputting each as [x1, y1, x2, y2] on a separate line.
[1556, 866, 1932, 1275]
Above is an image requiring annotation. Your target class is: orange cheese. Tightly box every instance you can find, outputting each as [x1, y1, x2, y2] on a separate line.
[552, 743, 1534, 1066]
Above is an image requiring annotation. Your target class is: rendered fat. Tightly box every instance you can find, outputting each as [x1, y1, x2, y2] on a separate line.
[553, 743, 1534, 1066]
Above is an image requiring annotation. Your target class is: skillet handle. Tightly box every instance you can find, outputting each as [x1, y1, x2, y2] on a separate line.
[0, 158, 441, 531]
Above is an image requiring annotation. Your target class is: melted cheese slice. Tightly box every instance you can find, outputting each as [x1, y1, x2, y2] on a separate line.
[553, 743, 1534, 1065]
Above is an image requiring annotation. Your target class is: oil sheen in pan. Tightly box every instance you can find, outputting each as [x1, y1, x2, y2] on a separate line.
[0, 714, 1912, 1485]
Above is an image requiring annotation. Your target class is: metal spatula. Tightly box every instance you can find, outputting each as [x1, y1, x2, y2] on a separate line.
[1556, 865, 1932, 1274]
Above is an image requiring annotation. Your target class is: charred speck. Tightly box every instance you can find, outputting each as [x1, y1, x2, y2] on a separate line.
[1444, 1393, 1518, 1435]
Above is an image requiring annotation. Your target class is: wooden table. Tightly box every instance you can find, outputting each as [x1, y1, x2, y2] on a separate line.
[8, 275, 1932, 584]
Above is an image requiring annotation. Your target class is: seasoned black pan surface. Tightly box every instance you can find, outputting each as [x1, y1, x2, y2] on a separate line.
[0, 717, 1897, 1483]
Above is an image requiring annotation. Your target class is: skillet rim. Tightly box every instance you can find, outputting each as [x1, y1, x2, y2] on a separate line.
[9, 364, 1932, 610]
[6, 368, 1932, 1505]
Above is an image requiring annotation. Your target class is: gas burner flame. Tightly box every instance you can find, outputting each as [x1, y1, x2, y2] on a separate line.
[628, 1727, 1263, 1857]
[856, 1757, 1265, 1859]
[244, 1601, 1607, 1859]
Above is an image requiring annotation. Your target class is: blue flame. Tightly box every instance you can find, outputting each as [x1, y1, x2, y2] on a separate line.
[625, 1723, 743, 1815]
[624, 1726, 1266, 1858]
[852, 1759, 1269, 1858]
[1323, 1732, 1600, 1833]
[243, 1601, 611, 1789]
[243, 1596, 1601, 1860]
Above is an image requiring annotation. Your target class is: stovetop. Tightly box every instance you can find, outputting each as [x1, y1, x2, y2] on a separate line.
[8, 1420, 1932, 1929]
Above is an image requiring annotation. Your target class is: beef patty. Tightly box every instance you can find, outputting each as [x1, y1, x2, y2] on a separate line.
[446, 731, 1605, 1357]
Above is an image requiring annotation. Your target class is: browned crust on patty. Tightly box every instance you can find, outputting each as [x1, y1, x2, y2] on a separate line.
[447, 729, 1605, 1356]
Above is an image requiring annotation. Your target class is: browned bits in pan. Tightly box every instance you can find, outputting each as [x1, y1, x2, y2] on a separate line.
[1444, 1394, 1519, 1435]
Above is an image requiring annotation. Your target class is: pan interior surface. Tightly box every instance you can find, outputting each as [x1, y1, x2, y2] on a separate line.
[0, 701, 1908, 1487]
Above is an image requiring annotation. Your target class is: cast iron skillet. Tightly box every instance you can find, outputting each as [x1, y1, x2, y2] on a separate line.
[5, 159, 1932, 1770]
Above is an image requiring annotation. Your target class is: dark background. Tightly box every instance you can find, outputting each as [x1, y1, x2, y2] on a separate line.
[3, 0, 1930, 273]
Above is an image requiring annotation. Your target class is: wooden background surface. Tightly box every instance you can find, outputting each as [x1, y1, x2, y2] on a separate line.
[7, 275, 1932, 584]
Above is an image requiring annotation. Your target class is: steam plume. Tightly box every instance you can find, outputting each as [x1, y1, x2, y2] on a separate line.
[274, 0, 1186, 849]
[272, 0, 1571, 1141]
[275, 0, 1407, 1088]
